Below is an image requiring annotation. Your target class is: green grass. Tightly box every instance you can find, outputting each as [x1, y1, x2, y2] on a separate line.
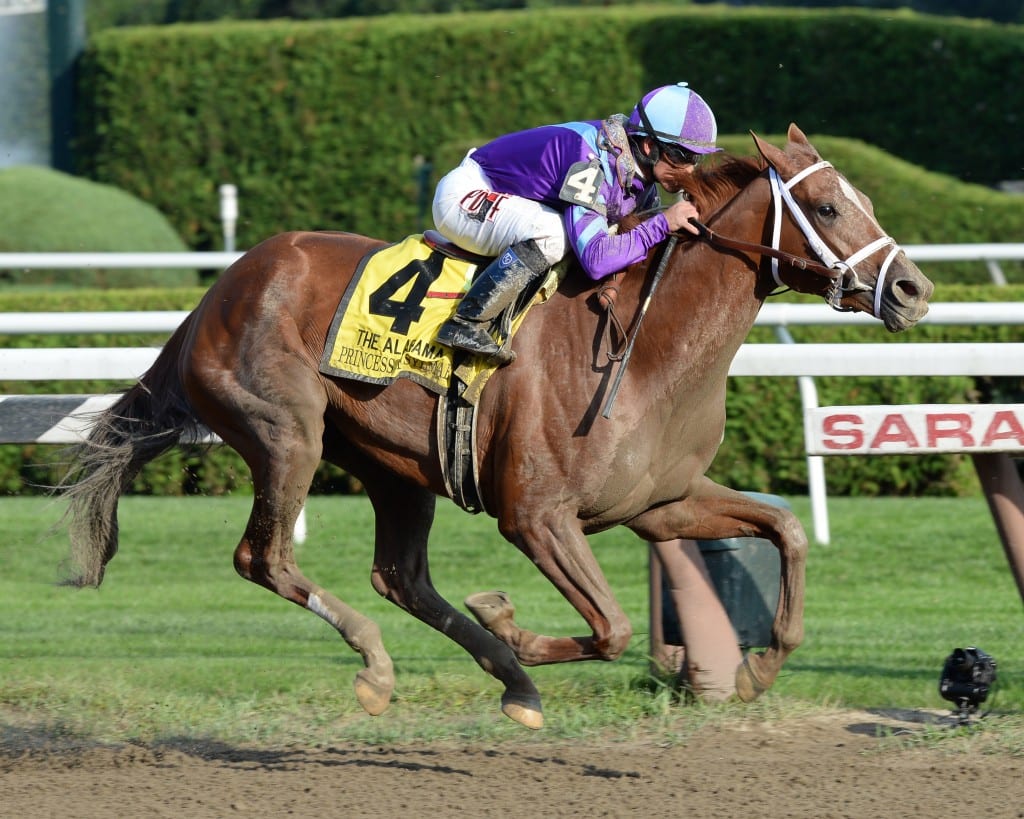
[1, 495, 1021, 749]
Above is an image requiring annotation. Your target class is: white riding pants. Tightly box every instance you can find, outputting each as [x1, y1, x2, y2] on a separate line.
[431, 151, 567, 266]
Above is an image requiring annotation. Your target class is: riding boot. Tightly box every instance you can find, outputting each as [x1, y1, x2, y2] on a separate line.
[436, 239, 549, 364]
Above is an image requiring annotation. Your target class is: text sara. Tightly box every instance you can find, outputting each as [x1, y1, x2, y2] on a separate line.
[819, 409, 1024, 452]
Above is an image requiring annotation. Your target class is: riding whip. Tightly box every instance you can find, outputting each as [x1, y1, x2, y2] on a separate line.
[601, 233, 679, 419]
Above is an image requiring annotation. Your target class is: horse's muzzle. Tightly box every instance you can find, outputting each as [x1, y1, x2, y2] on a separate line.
[875, 255, 934, 332]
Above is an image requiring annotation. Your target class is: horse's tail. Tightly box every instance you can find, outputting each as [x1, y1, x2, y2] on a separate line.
[58, 313, 203, 588]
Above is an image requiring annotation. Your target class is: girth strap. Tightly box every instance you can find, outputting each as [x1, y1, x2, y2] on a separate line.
[437, 389, 484, 515]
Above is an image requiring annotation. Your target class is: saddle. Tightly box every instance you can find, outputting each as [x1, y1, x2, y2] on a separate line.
[318, 232, 564, 516]
[422, 229, 492, 266]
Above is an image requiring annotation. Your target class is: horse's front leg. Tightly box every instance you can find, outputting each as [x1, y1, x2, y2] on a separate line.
[628, 480, 807, 701]
[465, 511, 634, 666]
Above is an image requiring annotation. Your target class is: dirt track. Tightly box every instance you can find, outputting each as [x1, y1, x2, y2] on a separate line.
[3, 710, 1022, 818]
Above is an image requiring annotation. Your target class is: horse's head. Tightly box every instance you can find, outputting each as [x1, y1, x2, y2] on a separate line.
[751, 124, 933, 332]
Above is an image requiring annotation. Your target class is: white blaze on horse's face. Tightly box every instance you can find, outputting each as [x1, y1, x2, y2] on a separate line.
[836, 175, 873, 219]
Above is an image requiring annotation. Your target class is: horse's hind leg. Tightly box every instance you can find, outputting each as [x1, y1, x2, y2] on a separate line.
[361, 472, 544, 729]
[234, 489, 395, 716]
[189, 374, 395, 716]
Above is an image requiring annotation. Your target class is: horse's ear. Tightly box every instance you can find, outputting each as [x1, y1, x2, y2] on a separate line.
[750, 130, 790, 174]
[787, 123, 809, 145]
[786, 123, 823, 162]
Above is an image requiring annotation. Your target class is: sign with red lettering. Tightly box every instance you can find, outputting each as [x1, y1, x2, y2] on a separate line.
[807, 405, 1024, 455]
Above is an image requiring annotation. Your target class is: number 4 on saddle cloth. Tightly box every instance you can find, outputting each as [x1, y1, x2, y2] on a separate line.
[319, 232, 563, 406]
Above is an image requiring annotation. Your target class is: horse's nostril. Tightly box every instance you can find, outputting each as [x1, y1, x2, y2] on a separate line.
[898, 280, 921, 299]
[891, 272, 933, 301]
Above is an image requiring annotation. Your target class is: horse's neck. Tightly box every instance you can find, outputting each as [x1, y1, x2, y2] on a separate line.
[628, 174, 772, 399]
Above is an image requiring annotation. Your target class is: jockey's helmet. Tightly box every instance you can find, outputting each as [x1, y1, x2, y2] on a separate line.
[627, 82, 721, 156]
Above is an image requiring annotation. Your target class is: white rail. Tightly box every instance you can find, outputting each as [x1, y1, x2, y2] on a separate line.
[902, 243, 1024, 260]
[0, 252, 242, 269]
[2, 245, 1022, 267]
[2, 341, 1023, 382]
[1, 242, 1022, 286]
[0, 311, 189, 334]
[2, 301, 1022, 337]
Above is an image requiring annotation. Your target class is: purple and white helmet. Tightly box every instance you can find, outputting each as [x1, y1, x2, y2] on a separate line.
[627, 82, 721, 155]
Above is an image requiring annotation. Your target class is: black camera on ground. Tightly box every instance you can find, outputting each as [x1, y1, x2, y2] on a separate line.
[939, 646, 997, 721]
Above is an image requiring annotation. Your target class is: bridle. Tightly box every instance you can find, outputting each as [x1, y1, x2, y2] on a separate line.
[599, 159, 904, 417]
[690, 160, 903, 319]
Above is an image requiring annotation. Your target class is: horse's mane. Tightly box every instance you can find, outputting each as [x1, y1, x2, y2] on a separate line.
[679, 153, 766, 220]
[614, 153, 765, 236]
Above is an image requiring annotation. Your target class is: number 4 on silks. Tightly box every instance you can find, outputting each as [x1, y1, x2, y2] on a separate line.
[559, 160, 605, 210]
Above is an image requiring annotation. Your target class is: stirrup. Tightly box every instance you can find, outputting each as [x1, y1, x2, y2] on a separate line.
[437, 318, 515, 365]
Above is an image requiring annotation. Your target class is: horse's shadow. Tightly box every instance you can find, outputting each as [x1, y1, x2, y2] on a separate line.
[153, 737, 476, 775]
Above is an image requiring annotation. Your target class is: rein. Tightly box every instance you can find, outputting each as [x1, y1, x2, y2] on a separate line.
[687, 219, 833, 277]
[600, 235, 678, 419]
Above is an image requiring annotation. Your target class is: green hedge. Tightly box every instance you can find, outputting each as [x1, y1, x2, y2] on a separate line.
[2, 285, 1023, 498]
[74, 8, 1024, 253]
[80, 0, 1024, 31]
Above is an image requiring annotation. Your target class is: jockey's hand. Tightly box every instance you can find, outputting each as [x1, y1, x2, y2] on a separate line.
[664, 199, 701, 235]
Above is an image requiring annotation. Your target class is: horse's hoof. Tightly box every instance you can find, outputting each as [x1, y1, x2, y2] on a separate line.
[354, 669, 394, 716]
[734, 654, 769, 703]
[501, 694, 544, 730]
[465, 590, 515, 631]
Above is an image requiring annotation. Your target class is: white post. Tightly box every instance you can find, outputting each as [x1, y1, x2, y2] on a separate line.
[294, 506, 307, 545]
[219, 184, 238, 253]
[774, 325, 830, 545]
[799, 376, 830, 545]
[986, 259, 1007, 286]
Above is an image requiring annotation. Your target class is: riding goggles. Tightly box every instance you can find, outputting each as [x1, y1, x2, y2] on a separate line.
[661, 144, 701, 167]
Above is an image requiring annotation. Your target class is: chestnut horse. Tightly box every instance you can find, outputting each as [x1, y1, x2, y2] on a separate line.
[60, 125, 933, 729]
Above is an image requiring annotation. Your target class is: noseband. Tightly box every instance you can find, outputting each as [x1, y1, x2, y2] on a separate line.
[768, 161, 901, 318]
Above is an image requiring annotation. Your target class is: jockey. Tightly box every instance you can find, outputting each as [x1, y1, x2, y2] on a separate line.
[432, 82, 721, 363]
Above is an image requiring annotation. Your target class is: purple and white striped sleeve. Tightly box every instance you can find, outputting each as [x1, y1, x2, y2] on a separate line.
[565, 205, 671, 281]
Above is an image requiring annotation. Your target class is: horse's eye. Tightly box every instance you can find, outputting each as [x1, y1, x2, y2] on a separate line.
[817, 204, 837, 220]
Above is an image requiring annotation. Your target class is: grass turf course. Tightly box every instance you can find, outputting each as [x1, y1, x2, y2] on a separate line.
[2, 494, 1021, 747]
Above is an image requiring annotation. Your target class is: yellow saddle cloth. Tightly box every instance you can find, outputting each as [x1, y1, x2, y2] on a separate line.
[319, 234, 560, 403]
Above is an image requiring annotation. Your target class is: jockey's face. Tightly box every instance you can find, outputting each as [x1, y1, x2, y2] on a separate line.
[641, 138, 696, 194]
[653, 155, 695, 194]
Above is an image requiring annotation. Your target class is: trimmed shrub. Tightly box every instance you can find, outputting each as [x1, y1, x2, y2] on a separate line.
[0, 166, 197, 288]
